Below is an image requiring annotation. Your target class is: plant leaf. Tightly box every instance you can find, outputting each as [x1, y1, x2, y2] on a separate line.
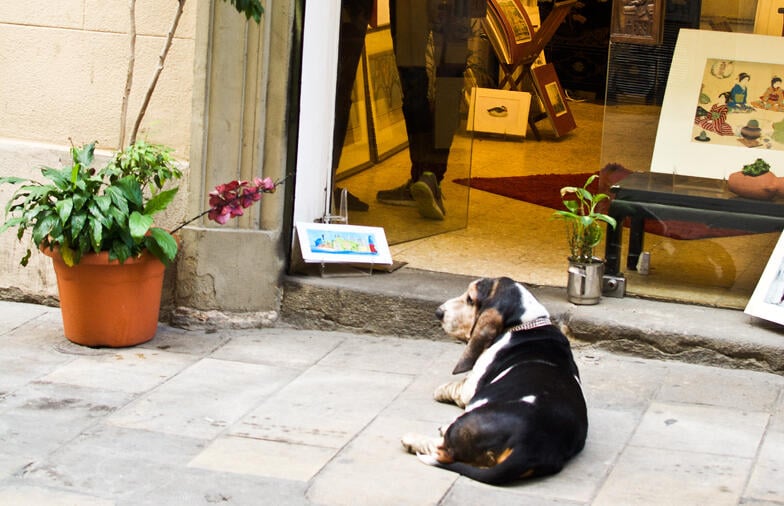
[74, 142, 96, 167]
[56, 198, 73, 224]
[0, 176, 28, 185]
[95, 194, 111, 214]
[105, 186, 129, 216]
[114, 176, 144, 208]
[144, 187, 178, 216]
[110, 241, 132, 264]
[40, 167, 71, 189]
[70, 212, 87, 238]
[223, 0, 264, 22]
[20, 248, 31, 267]
[129, 211, 154, 240]
[61, 244, 76, 267]
[90, 217, 103, 251]
[0, 216, 25, 235]
[31, 213, 58, 246]
[145, 227, 178, 264]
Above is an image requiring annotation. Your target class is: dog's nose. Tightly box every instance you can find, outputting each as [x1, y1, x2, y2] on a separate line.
[435, 307, 444, 321]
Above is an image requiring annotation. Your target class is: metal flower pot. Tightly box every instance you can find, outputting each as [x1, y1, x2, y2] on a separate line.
[566, 258, 604, 305]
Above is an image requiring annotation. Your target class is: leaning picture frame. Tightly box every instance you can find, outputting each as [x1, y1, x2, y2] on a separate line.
[467, 87, 532, 137]
[651, 29, 784, 179]
[364, 26, 408, 161]
[295, 222, 393, 265]
[530, 63, 576, 137]
[336, 54, 372, 178]
[745, 230, 784, 326]
[610, 0, 665, 45]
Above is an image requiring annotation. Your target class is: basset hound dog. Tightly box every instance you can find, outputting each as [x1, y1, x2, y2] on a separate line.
[401, 277, 587, 485]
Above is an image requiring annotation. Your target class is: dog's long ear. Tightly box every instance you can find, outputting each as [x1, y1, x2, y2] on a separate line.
[452, 307, 503, 374]
[488, 277, 525, 328]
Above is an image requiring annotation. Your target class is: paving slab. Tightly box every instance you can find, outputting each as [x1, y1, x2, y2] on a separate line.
[1, 300, 784, 505]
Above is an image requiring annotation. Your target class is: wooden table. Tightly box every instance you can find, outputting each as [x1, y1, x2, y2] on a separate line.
[604, 172, 784, 276]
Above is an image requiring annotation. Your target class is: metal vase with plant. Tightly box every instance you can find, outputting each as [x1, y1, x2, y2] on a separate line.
[552, 174, 617, 304]
[0, 0, 266, 347]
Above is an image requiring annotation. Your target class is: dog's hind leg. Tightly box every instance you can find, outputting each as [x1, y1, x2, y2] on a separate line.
[434, 378, 468, 407]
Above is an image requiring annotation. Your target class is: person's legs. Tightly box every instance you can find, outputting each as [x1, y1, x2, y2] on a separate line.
[332, 0, 373, 211]
[377, 0, 448, 218]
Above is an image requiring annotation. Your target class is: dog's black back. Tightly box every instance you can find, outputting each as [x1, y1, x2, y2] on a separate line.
[440, 325, 587, 484]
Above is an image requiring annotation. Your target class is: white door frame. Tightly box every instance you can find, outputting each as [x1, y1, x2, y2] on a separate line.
[292, 1, 342, 225]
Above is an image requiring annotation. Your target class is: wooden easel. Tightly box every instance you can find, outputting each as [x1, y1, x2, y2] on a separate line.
[494, 0, 577, 139]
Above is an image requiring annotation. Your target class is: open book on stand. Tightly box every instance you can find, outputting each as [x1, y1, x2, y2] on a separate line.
[483, 0, 536, 65]
[483, 0, 577, 68]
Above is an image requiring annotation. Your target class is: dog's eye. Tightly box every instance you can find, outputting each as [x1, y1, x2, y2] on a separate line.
[466, 295, 474, 305]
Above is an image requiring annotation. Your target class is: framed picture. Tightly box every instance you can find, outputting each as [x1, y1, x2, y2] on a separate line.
[467, 87, 532, 137]
[530, 63, 576, 137]
[364, 26, 408, 161]
[610, 0, 665, 45]
[745, 230, 784, 326]
[295, 222, 392, 265]
[651, 30, 784, 179]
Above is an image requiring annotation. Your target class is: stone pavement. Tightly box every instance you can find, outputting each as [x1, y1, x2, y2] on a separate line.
[1, 300, 784, 505]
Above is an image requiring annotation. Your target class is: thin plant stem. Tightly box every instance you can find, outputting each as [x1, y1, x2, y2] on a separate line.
[130, 0, 186, 144]
[119, 0, 136, 150]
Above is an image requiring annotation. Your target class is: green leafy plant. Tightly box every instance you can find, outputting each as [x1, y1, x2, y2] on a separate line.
[552, 174, 617, 264]
[226, 0, 264, 22]
[0, 142, 284, 268]
[0, 142, 181, 267]
[0, 1, 269, 270]
[741, 157, 771, 177]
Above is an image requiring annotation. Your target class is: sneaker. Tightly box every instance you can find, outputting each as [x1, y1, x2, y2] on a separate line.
[410, 171, 445, 220]
[376, 180, 417, 207]
[334, 187, 369, 212]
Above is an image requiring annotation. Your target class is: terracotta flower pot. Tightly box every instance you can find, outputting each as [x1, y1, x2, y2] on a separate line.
[727, 170, 779, 200]
[42, 248, 166, 347]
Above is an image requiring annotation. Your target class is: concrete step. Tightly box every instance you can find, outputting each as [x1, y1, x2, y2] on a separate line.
[281, 268, 784, 375]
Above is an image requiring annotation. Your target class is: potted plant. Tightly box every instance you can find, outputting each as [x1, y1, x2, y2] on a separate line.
[553, 174, 617, 305]
[0, 141, 182, 346]
[0, 141, 280, 346]
[727, 158, 780, 200]
[0, 0, 266, 347]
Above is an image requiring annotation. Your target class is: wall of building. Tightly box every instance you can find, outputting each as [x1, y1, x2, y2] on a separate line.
[0, 0, 297, 319]
[0, 0, 196, 151]
[0, 0, 197, 305]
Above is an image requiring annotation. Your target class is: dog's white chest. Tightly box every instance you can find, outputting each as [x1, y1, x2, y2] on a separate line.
[461, 332, 512, 408]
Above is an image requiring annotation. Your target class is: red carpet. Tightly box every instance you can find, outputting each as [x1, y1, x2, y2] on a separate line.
[453, 172, 751, 240]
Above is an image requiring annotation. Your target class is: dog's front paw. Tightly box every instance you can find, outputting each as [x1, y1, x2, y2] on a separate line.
[401, 433, 441, 456]
[434, 380, 466, 407]
[401, 432, 423, 454]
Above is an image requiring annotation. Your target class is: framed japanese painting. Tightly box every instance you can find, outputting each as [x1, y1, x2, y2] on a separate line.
[651, 29, 784, 179]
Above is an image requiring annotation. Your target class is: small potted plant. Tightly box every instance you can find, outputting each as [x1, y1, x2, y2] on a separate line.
[727, 158, 780, 200]
[552, 174, 617, 304]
